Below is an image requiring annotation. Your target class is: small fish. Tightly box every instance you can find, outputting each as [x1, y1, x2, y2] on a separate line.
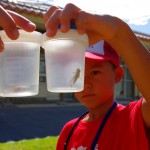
[70, 68, 81, 86]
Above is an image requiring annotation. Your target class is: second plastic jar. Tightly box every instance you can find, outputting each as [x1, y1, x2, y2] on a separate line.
[42, 29, 89, 92]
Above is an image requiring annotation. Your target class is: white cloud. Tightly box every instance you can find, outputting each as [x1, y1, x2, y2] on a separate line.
[17, 0, 150, 25]
[52, 0, 150, 25]
[128, 16, 150, 26]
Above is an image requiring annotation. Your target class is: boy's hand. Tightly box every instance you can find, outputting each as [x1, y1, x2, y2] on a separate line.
[0, 5, 36, 51]
[43, 3, 126, 46]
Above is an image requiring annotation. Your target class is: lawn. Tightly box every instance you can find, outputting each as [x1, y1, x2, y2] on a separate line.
[0, 136, 58, 150]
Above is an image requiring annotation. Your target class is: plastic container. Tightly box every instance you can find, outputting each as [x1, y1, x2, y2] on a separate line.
[0, 30, 42, 97]
[42, 27, 88, 92]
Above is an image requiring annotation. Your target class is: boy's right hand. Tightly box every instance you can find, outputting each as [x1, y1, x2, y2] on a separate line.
[0, 5, 36, 51]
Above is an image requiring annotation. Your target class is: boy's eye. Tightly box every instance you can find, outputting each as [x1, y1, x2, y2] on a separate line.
[91, 71, 101, 76]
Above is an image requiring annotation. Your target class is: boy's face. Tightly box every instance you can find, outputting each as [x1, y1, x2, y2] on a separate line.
[74, 59, 123, 109]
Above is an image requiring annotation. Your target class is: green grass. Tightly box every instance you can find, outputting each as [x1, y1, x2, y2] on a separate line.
[0, 136, 58, 150]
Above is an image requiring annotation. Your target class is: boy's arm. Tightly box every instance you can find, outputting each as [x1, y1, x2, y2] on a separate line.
[110, 21, 150, 128]
[44, 3, 150, 127]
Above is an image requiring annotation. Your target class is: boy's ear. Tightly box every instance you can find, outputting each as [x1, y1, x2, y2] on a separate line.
[114, 66, 124, 83]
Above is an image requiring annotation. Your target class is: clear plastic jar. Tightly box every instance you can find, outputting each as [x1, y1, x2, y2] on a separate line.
[0, 30, 42, 97]
[42, 27, 88, 92]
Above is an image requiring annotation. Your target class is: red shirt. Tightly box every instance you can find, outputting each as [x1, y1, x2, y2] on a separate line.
[56, 99, 149, 150]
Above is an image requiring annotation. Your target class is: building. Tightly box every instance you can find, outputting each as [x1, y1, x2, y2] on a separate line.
[0, 0, 150, 105]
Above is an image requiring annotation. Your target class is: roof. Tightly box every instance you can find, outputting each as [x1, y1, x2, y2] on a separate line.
[0, 0, 48, 17]
[0, 0, 150, 45]
[134, 31, 150, 41]
[0, 0, 50, 31]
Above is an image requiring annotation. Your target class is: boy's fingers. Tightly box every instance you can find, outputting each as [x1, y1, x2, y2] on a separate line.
[45, 8, 62, 37]
[7, 10, 36, 32]
[60, 3, 81, 32]
[0, 6, 36, 52]
[0, 6, 19, 39]
[45, 3, 82, 37]
[0, 37, 4, 52]
[43, 5, 58, 23]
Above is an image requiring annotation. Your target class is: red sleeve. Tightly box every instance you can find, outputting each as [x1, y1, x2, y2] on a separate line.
[125, 98, 148, 147]
[56, 118, 78, 150]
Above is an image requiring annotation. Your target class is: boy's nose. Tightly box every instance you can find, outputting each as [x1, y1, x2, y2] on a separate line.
[84, 78, 92, 90]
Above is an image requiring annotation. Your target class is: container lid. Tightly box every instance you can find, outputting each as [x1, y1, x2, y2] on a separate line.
[58, 22, 76, 29]
[0, 29, 42, 44]
[42, 29, 89, 48]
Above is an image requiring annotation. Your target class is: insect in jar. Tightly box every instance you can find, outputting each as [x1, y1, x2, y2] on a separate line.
[4, 86, 29, 93]
[70, 67, 81, 86]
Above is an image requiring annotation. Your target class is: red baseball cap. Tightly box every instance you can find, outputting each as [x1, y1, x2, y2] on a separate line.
[85, 40, 120, 67]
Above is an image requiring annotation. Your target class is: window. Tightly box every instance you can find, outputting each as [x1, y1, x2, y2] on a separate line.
[115, 61, 134, 100]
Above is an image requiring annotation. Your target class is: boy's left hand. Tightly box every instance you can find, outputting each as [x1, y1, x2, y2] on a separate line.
[0, 6, 36, 51]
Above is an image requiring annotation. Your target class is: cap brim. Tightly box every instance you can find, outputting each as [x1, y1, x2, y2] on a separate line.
[85, 52, 108, 61]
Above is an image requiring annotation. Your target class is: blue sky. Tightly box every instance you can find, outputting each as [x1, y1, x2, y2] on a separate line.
[129, 20, 150, 35]
[17, 0, 150, 35]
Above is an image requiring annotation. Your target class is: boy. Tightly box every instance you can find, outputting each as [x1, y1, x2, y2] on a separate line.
[44, 3, 150, 150]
